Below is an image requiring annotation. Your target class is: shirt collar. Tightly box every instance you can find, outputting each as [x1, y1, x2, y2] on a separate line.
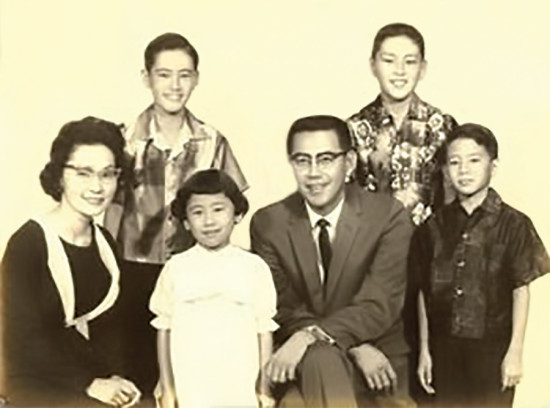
[305, 196, 345, 230]
[450, 188, 502, 216]
[148, 111, 194, 159]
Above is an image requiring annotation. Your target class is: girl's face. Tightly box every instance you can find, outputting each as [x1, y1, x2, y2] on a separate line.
[60, 144, 120, 220]
[184, 192, 241, 251]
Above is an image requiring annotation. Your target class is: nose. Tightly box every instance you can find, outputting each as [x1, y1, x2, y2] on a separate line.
[171, 74, 181, 90]
[306, 159, 322, 177]
[458, 162, 469, 175]
[203, 210, 215, 226]
[88, 174, 104, 192]
[394, 60, 405, 75]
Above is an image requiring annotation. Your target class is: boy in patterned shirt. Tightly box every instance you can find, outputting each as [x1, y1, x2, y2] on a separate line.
[348, 23, 457, 226]
[104, 33, 247, 397]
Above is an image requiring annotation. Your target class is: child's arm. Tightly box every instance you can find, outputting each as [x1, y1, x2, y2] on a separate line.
[501, 284, 530, 390]
[257, 332, 275, 408]
[157, 329, 177, 408]
[417, 290, 435, 394]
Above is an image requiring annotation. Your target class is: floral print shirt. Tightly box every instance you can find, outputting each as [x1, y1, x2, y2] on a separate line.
[348, 94, 457, 225]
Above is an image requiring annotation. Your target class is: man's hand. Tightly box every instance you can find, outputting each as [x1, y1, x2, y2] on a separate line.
[501, 348, 523, 390]
[265, 330, 316, 383]
[349, 343, 397, 392]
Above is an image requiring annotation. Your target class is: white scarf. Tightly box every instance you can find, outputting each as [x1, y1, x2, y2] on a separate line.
[33, 217, 120, 340]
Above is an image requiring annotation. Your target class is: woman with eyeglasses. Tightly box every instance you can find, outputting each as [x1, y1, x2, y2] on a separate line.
[1, 117, 141, 407]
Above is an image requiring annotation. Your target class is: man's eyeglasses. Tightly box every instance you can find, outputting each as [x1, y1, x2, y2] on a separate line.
[64, 164, 121, 183]
[290, 151, 348, 171]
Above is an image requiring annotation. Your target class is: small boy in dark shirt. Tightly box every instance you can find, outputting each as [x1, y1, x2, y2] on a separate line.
[412, 123, 550, 407]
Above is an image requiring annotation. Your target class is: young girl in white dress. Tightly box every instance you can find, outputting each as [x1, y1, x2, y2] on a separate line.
[149, 169, 277, 408]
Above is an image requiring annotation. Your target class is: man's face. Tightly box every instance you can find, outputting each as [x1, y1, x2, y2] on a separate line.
[144, 49, 198, 115]
[289, 130, 356, 216]
[371, 35, 426, 103]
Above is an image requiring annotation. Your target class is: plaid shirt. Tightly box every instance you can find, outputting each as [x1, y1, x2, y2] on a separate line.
[411, 189, 550, 340]
[348, 94, 457, 225]
[104, 106, 248, 264]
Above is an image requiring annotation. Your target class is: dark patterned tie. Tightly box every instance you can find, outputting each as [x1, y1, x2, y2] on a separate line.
[317, 218, 332, 280]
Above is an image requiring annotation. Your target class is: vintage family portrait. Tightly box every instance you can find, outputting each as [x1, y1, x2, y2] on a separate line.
[1, 1, 549, 407]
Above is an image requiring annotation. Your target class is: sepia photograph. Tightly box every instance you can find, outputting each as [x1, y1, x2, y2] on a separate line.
[1, 1, 549, 406]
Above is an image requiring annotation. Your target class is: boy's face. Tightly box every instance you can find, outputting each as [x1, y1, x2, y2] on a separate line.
[446, 138, 496, 199]
[184, 193, 241, 251]
[371, 35, 426, 104]
[289, 129, 356, 216]
[143, 49, 198, 115]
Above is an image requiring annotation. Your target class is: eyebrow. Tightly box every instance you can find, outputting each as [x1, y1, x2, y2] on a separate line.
[153, 68, 195, 73]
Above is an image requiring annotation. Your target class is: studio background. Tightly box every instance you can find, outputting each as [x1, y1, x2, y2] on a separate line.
[1, 1, 549, 406]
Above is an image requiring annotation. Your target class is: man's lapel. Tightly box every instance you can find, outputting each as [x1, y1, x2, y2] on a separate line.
[325, 185, 362, 302]
[287, 198, 324, 313]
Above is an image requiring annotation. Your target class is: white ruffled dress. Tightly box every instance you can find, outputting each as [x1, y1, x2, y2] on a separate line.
[150, 244, 278, 408]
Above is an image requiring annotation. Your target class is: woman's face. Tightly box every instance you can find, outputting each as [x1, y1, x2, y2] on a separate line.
[59, 144, 120, 219]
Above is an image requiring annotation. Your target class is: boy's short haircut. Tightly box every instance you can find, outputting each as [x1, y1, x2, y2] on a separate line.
[171, 169, 249, 221]
[371, 23, 425, 60]
[444, 123, 499, 161]
[286, 115, 352, 155]
[144, 33, 199, 71]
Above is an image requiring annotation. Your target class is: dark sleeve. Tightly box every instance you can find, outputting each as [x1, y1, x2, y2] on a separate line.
[2, 222, 98, 399]
[507, 215, 550, 288]
[317, 202, 414, 349]
[250, 212, 319, 343]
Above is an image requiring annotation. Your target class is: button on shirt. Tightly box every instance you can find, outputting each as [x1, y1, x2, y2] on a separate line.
[305, 199, 344, 283]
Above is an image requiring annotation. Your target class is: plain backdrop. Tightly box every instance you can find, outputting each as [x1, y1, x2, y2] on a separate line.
[1, 1, 549, 406]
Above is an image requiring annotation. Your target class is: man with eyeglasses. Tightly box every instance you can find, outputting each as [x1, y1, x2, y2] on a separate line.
[250, 115, 414, 407]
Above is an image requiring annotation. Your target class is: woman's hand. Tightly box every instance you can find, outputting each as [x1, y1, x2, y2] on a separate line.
[86, 376, 141, 407]
[501, 348, 523, 390]
[417, 348, 435, 395]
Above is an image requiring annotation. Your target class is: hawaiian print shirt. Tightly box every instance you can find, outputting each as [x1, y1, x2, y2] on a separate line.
[411, 189, 550, 340]
[104, 106, 248, 264]
[348, 94, 457, 225]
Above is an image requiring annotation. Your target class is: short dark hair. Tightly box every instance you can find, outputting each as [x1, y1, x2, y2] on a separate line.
[40, 117, 127, 202]
[144, 33, 199, 71]
[443, 123, 499, 161]
[286, 115, 352, 155]
[371, 23, 425, 60]
[171, 169, 249, 222]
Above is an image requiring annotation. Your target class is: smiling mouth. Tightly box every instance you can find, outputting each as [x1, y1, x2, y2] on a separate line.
[164, 94, 184, 101]
[390, 79, 408, 88]
[84, 197, 105, 205]
[307, 184, 326, 194]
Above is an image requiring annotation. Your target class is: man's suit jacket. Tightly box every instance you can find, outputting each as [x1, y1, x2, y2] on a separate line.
[250, 183, 413, 357]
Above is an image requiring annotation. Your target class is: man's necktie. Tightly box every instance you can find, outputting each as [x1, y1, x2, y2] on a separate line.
[317, 218, 332, 280]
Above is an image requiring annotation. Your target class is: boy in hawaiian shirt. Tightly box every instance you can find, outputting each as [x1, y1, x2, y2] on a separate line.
[412, 124, 550, 407]
[348, 23, 457, 226]
[104, 33, 248, 397]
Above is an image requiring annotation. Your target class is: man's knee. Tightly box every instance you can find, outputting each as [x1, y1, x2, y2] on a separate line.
[299, 343, 351, 378]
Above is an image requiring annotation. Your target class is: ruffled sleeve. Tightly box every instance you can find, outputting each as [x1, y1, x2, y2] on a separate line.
[252, 256, 279, 333]
[149, 260, 175, 330]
